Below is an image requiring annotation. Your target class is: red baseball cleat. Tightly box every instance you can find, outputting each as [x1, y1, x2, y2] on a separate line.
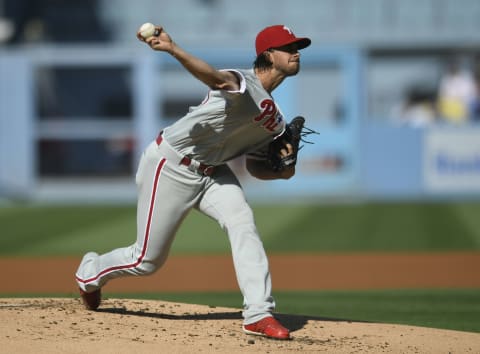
[243, 316, 290, 340]
[79, 288, 101, 311]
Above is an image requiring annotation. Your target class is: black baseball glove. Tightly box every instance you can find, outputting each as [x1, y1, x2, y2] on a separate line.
[266, 116, 317, 172]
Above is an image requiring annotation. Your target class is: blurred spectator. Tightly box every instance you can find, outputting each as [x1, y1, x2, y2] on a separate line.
[471, 56, 480, 122]
[436, 58, 478, 124]
[3, 0, 109, 44]
[391, 86, 437, 128]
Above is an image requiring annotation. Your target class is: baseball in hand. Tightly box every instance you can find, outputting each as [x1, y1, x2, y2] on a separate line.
[139, 22, 158, 39]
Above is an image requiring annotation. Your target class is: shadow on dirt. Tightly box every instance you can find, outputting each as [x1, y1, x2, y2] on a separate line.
[98, 307, 365, 332]
[98, 307, 243, 321]
[275, 313, 368, 332]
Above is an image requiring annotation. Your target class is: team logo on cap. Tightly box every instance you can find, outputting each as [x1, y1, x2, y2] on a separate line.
[283, 26, 293, 35]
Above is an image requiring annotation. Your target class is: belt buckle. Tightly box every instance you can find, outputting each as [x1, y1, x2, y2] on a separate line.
[202, 165, 214, 176]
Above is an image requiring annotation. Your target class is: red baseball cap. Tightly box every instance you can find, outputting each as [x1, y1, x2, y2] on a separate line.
[255, 25, 311, 56]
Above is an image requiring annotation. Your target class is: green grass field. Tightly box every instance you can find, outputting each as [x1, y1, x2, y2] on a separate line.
[1, 201, 480, 255]
[1, 202, 480, 332]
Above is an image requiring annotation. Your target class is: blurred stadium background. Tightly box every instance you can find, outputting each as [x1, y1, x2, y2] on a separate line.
[1, 0, 480, 203]
[1, 0, 480, 333]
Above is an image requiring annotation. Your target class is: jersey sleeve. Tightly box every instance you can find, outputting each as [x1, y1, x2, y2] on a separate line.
[219, 69, 246, 94]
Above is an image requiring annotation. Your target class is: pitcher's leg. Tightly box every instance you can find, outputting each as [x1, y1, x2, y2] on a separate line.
[76, 157, 171, 291]
[76, 149, 194, 292]
[198, 173, 275, 324]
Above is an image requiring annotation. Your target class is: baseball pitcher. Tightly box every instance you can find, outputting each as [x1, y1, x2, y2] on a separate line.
[75, 23, 312, 340]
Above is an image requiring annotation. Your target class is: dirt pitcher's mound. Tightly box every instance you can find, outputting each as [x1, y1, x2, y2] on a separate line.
[1, 298, 479, 353]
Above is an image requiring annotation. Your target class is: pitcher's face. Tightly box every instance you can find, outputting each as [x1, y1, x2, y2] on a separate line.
[269, 43, 301, 76]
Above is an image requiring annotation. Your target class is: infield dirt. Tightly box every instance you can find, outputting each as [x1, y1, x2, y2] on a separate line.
[1, 252, 480, 353]
[1, 298, 479, 353]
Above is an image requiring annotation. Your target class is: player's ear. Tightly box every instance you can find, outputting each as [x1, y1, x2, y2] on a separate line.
[265, 49, 274, 61]
[261, 50, 275, 66]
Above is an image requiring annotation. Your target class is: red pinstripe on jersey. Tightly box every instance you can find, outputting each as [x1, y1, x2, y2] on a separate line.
[76, 158, 167, 285]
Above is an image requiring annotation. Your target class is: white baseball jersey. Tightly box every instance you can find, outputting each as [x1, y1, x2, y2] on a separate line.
[76, 67, 284, 326]
[163, 69, 286, 165]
